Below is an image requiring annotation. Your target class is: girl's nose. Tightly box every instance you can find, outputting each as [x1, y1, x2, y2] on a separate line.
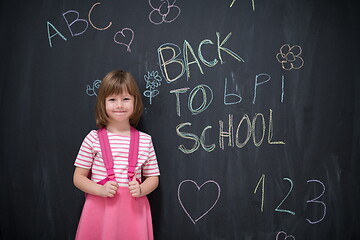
[116, 100, 123, 108]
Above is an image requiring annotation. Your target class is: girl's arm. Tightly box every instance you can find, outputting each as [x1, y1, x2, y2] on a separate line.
[73, 167, 118, 197]
[141, 176, 159, 196]
[129, 176, 159, 197]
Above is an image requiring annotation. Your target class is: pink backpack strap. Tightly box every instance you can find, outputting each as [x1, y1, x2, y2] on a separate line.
[97, 128, 115, 181]
[127, 127, 140, 182]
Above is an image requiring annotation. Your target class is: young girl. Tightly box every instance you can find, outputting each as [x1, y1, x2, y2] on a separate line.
[73, 70, 160, 240]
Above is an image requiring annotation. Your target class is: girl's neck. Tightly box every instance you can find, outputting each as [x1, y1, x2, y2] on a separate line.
[106, 123, 131, 136]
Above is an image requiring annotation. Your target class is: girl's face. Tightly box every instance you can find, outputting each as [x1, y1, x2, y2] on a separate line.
[105, 91, 134, 126]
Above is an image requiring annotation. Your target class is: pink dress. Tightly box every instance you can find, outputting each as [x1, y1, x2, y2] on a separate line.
[75, 188, 153, 240]
[74, 130, 160, 240]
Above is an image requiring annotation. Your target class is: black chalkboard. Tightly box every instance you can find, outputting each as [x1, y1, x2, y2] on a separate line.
[1, 0, 359, 239]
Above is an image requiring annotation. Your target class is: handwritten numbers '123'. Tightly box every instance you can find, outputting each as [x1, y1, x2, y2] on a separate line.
[254, 175, 326, 224]
[306, 180, 326, 224]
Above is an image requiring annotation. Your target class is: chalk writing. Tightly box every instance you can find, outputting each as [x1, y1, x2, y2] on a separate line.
[224, 73, 242, 105]
[252, 113, 266, 146]
[276, 44, 304, 70]
[235, 114, 251, 148]
[219, 114, 234, 149]
[88, 2, 112, 30]
[268, 109, 285, 145]
[176, 123, 215, 154]
[157, 32, 245, 83]
[176, 109, 284, 154]
[114, 28, 134, 52]
[275, 178, 296, 215]
[183, 40, 204, 78]
[225, 72, 286, 105]
[170, 88, 189, 116]
[230, 0, 255, 11]
[200, 126, 216, 152]
[148, 0, 181, 25]
[63, 10, 89, 37]
[171, 72, 284, 116]
[86, 80, 101, 97]
[198, 39, 218, 67]
[254, 174, 265, 212]
[176, 123, 200, 154]
[253, 176, 327, 224]
[219, 109, 285, 150]
[178, 179, 221, 224]
[306, 179, 326, 224]
[281, 75, 285, 103]
[47, 3, 135, 51]
[143, 71, 162, 104]
[188, 84, 213, 115]
[276, 231, 295, 240]
[170, 84, 213, 116]
[158, 43, 185, 83]
[253, 73, 270, 104]
[46, 21, 67, 47]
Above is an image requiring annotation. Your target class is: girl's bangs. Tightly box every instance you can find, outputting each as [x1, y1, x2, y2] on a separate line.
[108, 81, 130, 96]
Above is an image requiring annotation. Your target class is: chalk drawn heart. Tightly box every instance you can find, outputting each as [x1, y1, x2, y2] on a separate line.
[114, 28, 134, 52]
[276, 231, 296, 240]
[178, 180, 221, 224]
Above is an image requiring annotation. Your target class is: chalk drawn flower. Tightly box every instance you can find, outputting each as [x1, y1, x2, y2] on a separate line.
[148, 0, 181, 25]
[145, 71, 162, 89]
[276, 44, 304, 70]
[143, 71, 162, 104]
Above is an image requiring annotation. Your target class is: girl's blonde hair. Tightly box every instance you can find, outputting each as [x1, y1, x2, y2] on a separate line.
[95, 70, 143, 128]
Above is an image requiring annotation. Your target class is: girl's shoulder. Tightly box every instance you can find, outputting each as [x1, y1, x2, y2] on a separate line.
[89, 129, 99, 136]
[139, 131, 151, 138]
[138, 130, 152, 140]
[84, 129, 99, 143]
[138, 130, 156, 146]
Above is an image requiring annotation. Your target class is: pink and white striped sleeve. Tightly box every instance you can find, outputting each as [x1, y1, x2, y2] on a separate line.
[142, 136, 160, 177]
[74, 130, 97, 169]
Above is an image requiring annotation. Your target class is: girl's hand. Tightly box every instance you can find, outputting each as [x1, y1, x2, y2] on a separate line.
[100, 181, 119, 197]
[128, 176, 142, 198]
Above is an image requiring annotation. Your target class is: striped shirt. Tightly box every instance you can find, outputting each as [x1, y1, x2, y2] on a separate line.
[74, 130, 160, 187]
